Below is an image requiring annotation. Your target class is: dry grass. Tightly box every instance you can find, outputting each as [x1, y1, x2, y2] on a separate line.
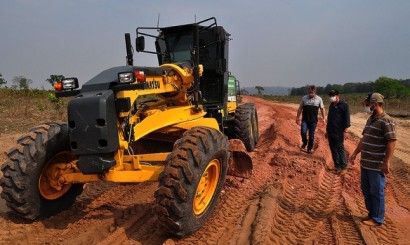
[0, 89, 68, 134]
[2, 89, 408, 135]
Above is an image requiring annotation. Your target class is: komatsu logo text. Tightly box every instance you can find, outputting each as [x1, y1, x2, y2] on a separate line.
[146, 80, 160, 89]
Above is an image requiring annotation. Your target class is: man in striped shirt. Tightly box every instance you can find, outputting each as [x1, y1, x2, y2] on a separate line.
[350, 93, 397, 226]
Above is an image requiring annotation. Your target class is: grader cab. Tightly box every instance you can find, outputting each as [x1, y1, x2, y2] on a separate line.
[0, 17, 258, 237]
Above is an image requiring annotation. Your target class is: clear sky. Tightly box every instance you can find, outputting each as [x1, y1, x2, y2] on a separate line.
[1, 0, 410, 89]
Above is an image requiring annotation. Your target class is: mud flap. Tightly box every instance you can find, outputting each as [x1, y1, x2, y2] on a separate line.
[228, 139, 253, 178]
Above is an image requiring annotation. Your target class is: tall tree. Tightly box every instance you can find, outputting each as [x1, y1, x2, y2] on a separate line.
[255, 86, 264, 95]
[12, 76, 32, 90]
[46, 75, 65, 87]
[0, 73, 7, 87]
[374, 76, 397, 98]
[395, 85, 410, 98]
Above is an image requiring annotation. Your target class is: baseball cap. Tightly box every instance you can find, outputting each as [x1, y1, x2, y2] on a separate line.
[328, 89, 339, 96]
[365, 93, 384, 103]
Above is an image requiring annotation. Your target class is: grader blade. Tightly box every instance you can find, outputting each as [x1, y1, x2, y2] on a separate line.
[228, 139, 253, 178]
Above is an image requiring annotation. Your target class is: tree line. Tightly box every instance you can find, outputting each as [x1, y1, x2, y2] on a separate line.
[2, 73, 410, 100]
[289, 76, 410, 99]
[0, 73, 64, 90]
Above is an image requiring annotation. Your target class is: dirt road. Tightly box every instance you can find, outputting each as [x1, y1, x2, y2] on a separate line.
[0, 96, 409, 244]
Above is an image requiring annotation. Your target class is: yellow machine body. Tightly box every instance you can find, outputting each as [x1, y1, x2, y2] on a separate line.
[54, 64, 219, 186]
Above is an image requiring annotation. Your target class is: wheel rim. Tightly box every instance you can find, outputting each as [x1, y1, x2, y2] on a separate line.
[193, 159, 220, 216]
[38, 152, 76, 200]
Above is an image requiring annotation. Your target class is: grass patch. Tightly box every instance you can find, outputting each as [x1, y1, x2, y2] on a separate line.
[1, 89, 408, 135]
[0, 89, 68, 134]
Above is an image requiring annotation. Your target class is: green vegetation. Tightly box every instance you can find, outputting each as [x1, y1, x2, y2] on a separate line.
[289, 76, 410, 99]
[261, 93, 410, 117]
[0, 88, 68, 134]
[0, 73, 66, 90]
[46, 75, 65, 88]
[260, 75, 410, 117]
[0, 73, 71, 134]
[374, 76, 410, 99]
[11, 76, 33, 90]
[0, 73, 7, 87]
[255, 86, 264, 95]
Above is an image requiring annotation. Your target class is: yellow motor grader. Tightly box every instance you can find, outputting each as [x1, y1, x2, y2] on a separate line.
[0, 17, 258, 237]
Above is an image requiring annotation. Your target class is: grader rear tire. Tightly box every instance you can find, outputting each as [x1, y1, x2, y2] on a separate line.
[0, 122, 83, 220]
[154, 127, 229, 237]
[252, 104, 259, 143]
[234, 103, 257, 151]
[246, 103, 259, 144]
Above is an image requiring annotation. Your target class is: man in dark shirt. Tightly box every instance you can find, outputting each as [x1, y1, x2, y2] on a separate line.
[325, 89, 350, 175]
[350, 93, 397, 226]
[296, 85, 326, 154]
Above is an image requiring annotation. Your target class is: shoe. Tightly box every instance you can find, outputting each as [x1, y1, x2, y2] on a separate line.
[301, 143, 307, 150]
[360, 216, 371, 221]
[332, 168, 341, 173]
[307, 149, 313, 154]
[340, 169, 347, 175]
[363, 219, 382, 226]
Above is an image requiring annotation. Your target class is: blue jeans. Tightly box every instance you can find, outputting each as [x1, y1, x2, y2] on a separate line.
[328, 133, 347, 169]
[360, 167, 385, 224]
[301, 120, 317, 151]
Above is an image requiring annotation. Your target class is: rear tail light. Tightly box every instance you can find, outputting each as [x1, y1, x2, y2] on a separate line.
[53, 82, 63, 91]
[135, 71, 145, 83]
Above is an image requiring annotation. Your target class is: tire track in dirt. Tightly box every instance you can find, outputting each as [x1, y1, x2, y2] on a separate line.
[249, 153, 365, 244]
[63, 182, 163, 245]
[390, 155, 410, 211]
[344, 191, 402, 245]
[96, 203, 159, 245]
[1, 182, 163, 245]
[394, 120, 410, 166]
[223, 97, 366, 245]
[0, 182, 118, 245]
[177, 183, 265, 245]
[329, 187, 365, 245]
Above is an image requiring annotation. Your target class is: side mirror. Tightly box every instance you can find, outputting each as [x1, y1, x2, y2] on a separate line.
[136, 36, 145, 52]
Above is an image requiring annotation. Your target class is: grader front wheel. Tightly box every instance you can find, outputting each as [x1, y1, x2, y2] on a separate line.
[0, 122, 83, 220]
[154, 127, 229, 237]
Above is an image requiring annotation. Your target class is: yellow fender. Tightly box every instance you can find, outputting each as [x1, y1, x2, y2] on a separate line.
[132, 106, 218, 141]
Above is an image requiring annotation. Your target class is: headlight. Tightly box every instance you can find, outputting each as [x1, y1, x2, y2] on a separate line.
[62, 78, 79, 89]
[54, 77, 79, 91]
[118, 72, 135, 84]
